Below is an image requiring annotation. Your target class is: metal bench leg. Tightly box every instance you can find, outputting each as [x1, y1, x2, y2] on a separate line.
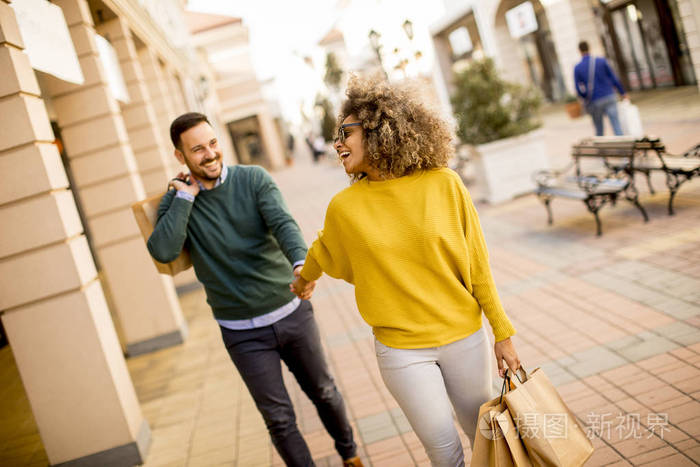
[644, 170, 655, 194]
[668, 191, 677, 215]
[593, 211, 602, 236]
[623, 185, 649, 223]
[544, 198, 553, 225]
[665, 173, 681, 215]
[585, 197, 605, 236]
[633, 199, 649, 223]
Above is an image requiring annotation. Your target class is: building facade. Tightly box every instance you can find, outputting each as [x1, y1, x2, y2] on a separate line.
[0, 0, 279, 465]
[187, 11, 288, 170]
[431, 0, 700, 115]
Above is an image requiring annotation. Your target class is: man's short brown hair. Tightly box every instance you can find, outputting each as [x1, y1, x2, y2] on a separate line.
[170, 112, 210, 150]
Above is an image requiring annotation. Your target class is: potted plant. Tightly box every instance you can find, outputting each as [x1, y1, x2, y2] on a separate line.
[451, 58, 548, 203]
[564, 93, 583, 119]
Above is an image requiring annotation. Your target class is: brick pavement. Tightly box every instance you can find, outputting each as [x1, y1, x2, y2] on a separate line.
[1, 88, 699, 466]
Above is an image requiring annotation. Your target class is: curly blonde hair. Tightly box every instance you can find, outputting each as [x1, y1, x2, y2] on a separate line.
[339, 75, 454, 181]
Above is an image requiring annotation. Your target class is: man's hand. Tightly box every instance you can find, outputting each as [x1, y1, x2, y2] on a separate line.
[621, 93, 630, 101]
[494, 337, 521, 378]
[169, 171, 200, 197]
[290, 265, 316, 300]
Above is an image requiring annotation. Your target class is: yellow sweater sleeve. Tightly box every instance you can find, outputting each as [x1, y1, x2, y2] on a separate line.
[301, 199, 353, 284]
[461, 186, 516, 342]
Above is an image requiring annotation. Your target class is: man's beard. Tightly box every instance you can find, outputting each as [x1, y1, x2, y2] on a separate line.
[187, 157, 221, 181]
[199, 167, 221, 180]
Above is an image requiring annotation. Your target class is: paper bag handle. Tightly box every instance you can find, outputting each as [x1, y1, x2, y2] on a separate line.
[505, 367, 528, 387]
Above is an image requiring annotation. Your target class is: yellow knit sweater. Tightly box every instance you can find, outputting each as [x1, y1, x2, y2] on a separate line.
[301, 168, 516, 348]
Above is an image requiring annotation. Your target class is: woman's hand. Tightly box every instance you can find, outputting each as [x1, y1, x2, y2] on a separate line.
[494, 337, 521, 378]
[290, 266, 316, 300]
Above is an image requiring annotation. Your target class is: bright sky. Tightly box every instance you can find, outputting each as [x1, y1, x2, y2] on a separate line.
[186, 0, 336, 80]
[185, 0, 446, 127]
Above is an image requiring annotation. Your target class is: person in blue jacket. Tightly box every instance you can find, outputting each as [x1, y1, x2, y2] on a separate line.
[574, 40, 628, 136]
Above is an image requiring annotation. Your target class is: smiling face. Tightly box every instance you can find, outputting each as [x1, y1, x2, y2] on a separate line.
[334, 115, 380, 180]
[175, 121, 223, 186]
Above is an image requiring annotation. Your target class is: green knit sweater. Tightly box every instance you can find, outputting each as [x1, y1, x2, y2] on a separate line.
[147, 165, 307, 320]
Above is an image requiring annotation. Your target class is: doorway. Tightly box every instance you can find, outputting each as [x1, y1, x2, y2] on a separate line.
[601, 0, 696, 91]
[227, 116, 266, 167]
[494, 0, 567, 101]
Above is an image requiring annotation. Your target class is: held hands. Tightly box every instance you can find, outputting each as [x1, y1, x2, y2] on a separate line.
[290, 265, 316, 300]
[169, 171, 200, 197]
[494, 337, 521, 378]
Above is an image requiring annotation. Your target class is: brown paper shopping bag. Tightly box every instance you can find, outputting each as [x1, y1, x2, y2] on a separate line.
[471, 382, 532, 467]
[131, 191, 191, 276]
[503, 368, 594, 467]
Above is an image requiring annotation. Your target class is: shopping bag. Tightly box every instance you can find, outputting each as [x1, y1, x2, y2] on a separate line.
[131, 192, 192, 276]
[471, 381, 532, 467]
[503, 368, 594, 467]
[618, 100, 644, 137]
[565, 100, 583, 119]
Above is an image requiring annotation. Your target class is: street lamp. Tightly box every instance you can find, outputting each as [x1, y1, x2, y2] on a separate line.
[368, 29, 388, 79]
[402, 19, 414, 41]
[400, 19, 422, 74]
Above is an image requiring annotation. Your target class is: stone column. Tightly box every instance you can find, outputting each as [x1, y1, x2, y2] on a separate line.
[46, 0, 187, 356]
[257, 111, 286, 169]
[545, 0, 605, 95]
[138, 47, 180, 176]
[95, 17, 172, 196]
[165, 67, 188, 115]
[0, 1, 149, 465]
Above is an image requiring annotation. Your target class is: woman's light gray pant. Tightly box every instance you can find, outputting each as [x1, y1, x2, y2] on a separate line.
[375, 327, 493, 467]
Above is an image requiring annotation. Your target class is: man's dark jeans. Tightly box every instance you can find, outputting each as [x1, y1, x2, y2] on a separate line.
[220, 300, 356, 466]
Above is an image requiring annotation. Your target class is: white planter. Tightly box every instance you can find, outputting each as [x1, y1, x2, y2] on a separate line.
[475, 128, 549, 204]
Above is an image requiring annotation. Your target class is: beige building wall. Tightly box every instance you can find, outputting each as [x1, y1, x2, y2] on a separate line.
[432, 0, 628, 107]
[188, 14, 286, 170]
[544, 0, 602, 94]
[45, 0, 187, 356]
[138, 47, 181, 177]
[96, 17, 173, 197]
[257, 110, 287, 169]
[166, 67, 188, 115]
[0, 1, 149, 464]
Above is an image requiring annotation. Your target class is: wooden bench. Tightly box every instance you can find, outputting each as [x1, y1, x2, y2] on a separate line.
[534, 139, 649, 236]
[603, 138, 700, 214]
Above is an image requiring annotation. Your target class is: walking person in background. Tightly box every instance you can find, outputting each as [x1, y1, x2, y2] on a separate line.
[291, 77, 521, 466]
[574, 40, 628, 136]
[147, 112, 362, 467]
[305, 133, 325, 163]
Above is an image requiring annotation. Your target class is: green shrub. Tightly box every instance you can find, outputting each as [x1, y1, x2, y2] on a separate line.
[451, 58, 542, 145]
[324, 52, 343, 90]
[315, 96, 337, 143]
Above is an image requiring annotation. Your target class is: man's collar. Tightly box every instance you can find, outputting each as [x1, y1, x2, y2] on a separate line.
[195, 165, 228, 191]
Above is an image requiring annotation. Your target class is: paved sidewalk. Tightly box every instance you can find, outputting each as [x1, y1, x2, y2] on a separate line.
[1, 88, 699, 466]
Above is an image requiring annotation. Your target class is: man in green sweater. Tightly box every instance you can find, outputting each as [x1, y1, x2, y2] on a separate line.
[147, 113, 361, 467]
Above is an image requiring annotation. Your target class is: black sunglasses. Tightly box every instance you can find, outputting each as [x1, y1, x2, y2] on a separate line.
[336, 122, 362, 144]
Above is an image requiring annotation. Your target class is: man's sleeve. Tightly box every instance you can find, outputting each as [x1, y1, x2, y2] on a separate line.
[574, 63, 587, 99]
[253, 167, 308, 265]
[147, 189, 193, 263]
[604, 59, 625, 95]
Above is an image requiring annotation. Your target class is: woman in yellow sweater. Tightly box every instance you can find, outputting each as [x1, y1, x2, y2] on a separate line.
[292, 76, 521, 466]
